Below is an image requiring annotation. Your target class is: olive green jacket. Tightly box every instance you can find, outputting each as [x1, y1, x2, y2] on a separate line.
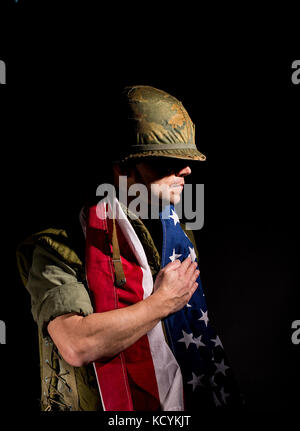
[16, 214, 199, 411]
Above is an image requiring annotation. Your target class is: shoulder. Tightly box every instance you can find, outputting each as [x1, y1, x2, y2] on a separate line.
[17, 228, 84, 287]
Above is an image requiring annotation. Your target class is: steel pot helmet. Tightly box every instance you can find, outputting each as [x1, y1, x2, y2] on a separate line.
[114, 85, 206, 164]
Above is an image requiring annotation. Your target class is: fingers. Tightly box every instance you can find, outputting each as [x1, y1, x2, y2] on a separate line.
[190, 282, 199, 296]
[163, 259, 182, 273]
[163, 257, 199, 279]
[186, 263, 199, 283]
[178, 257, 197, 279]
[182, 281, 199, 309]
[179, 256, 193, 272]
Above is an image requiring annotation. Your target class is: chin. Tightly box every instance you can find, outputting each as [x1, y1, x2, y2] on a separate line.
[152, 190, 182, 207]
[169, 192, 182, 206]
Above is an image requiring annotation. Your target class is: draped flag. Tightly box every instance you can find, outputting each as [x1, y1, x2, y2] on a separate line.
[84, 199, 184, 411]
[83, 198, 241, 410]
[160, 204, 242, 409]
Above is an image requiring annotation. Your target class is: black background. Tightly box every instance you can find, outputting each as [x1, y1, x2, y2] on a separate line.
[0, 0, 299, 423]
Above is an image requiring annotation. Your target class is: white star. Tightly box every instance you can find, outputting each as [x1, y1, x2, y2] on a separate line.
[211, 335, 223, 348]
[198, 309, 209, 326]
[169, 248, 182, 262]
[193, 334, 206, 348]
[188, 246, 197, 262]
[169, 209, 180, 226]
[214, 359, 230, 376]
[186, 303, 192, 308]
[187, 372, 205, 391]
[220, 387, 230, 404]
[178, 330, 195, 349]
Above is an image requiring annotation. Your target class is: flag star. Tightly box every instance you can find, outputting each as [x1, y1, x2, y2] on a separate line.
[193, 334, 206, 348]
[169, 209, 180, 226]
[187, 372, 205, 391]
[214, 359, 230, 376]
[178, 330, 195, 349]
[186, 303, 192, 308]
[198, 309, 209, 326]
[169, 248, 182, 262]
[188, 246, 197, 262]
[211, 335, 223, 348]
[220, 387, 230, 404]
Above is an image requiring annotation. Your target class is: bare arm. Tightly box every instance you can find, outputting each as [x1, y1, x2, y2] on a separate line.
[48, 257, 199, 367]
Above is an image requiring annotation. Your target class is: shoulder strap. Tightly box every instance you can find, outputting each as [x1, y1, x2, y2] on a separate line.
[111, 215, 126, 287]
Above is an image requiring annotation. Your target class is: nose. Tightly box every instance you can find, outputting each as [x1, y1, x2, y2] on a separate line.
[176, 166, 192, 177]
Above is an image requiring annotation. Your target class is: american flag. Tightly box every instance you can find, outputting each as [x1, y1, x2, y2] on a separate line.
[160, 204, 242, 409]
[84, 199, 241, 411]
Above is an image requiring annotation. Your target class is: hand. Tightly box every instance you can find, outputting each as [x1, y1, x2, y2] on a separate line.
[152, 257, 199, 316]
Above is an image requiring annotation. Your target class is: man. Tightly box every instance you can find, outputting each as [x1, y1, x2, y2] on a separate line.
[17, 85, 241, 411]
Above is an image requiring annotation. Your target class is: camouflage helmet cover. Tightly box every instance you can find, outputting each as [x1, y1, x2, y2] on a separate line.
[115, 85, 206, 164]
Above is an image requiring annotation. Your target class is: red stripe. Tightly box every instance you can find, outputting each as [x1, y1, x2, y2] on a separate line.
[85, 204, 160, 410]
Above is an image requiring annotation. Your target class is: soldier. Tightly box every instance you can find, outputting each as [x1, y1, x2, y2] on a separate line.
[17, 85, 242, 411]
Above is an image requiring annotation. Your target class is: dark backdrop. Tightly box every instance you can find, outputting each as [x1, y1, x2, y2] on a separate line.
[0, 0, 299, 420]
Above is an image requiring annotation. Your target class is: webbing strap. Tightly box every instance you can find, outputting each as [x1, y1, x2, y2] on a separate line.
[112, 215, 126, 287]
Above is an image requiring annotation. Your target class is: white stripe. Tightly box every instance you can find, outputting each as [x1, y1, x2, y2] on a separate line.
[112, 198, 184, 411]
[93, 363, 106, 411]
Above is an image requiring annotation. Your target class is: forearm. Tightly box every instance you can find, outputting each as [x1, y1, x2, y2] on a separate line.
[48, 257, 199, 367]
[48, 292, 166, 367]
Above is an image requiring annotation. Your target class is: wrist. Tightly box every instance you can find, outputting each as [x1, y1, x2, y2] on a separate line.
[146, 290, 169, 320]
